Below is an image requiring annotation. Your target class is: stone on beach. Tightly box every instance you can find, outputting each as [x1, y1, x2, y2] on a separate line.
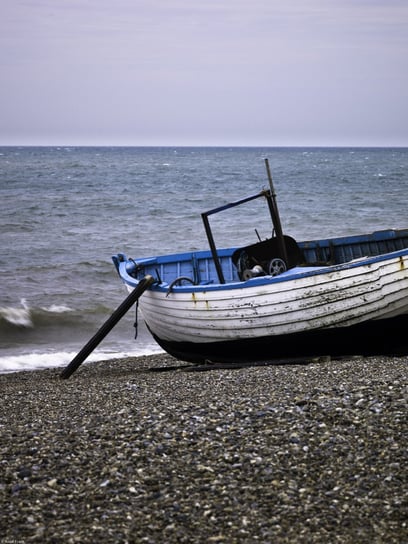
[0, 354, 407, 543]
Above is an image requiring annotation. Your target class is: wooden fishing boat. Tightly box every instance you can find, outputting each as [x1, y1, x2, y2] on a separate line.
[112, 164, 408, 364]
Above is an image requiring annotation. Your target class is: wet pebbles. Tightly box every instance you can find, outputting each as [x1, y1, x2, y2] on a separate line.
[0, 354, 407, 543]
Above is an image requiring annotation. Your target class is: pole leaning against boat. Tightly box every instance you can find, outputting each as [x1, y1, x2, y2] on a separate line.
[60, 275, 155, 379]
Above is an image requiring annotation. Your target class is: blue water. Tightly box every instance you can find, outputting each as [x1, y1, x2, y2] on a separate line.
[1, 146, 407, 373]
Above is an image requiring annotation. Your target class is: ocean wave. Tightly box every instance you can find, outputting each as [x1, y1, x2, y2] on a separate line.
[0, 299, 32, 327]
[0, 297, 160, 368]
[0, 299, 115, 331]
[0, 346, 164, 374]
[40, 304, 74, 314]
[0, 299, 78, 329]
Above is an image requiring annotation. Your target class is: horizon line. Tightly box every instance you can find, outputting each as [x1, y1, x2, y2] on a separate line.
[1, 143, 408, 149]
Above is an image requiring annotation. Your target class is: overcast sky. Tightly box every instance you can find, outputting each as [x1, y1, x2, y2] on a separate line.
[1, 0, 407, 146]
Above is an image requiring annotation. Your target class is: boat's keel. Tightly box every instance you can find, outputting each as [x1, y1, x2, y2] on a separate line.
[152, 315, 408, 364]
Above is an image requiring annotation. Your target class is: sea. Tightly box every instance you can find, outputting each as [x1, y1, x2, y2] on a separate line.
[1, 146, 407, 374]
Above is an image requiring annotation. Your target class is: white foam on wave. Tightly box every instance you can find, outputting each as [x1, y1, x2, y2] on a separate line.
[0, 299, 32, 327]
[0, 346, 164, 374]
[0, 299, 75, 330]
[40, 304, 74, 313]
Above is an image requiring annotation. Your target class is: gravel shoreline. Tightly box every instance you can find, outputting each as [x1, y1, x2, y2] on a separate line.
[1, 354, 407, 543]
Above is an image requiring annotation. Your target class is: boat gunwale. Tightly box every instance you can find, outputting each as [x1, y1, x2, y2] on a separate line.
[115, 246, 408, 294]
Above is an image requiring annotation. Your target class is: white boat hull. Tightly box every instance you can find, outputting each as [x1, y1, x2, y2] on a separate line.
[136, 256, 408, 346]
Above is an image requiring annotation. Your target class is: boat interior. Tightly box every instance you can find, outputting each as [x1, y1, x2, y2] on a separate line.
[113, 228, 408, 289]
[114, 185, 408, 288]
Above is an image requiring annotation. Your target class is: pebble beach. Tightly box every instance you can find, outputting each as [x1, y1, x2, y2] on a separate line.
[1, 354, 407, 543]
